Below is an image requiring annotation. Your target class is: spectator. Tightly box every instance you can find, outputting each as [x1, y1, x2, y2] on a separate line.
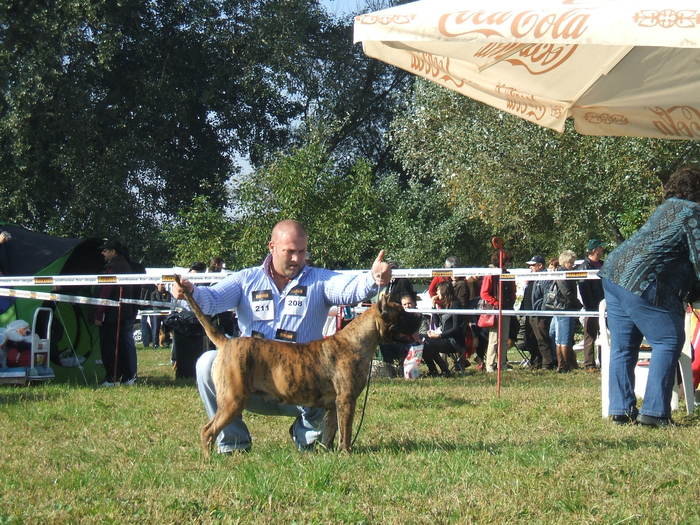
[0, 230, 11, 275]
[428, 256, 458, 304]
[94, 239, 138, 386]
[171, 220, 391, 453]
[168, 263, 208, 379]
[150, 282, 172, 348]
[378, 292, 423, 374]
[577, 239, 606, 370]
[480, 252, 516, 372]
[139, 285, 156, 348]
[550, 250, 582, 373]
[524, 255, 554, 369]
[208, 256, 225, 272]
[420, 281, 465, 377]
[600, 165, 700, 427]
[386, 262, 415, 304]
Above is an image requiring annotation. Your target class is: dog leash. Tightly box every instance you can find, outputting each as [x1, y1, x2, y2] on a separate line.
[350, 359, 373, 448]
[350, 284, 387, 448]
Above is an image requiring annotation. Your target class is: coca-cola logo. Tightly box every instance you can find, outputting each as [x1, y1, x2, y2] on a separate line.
[475, 42, 578, 75]
[438, 9, 590, 40]
[410, 53, 465, 87]
[496, 84, 546, 121]
[651, 106, 700, 138]
[584, 112, 628, 125]
[355, 14, 416, 25]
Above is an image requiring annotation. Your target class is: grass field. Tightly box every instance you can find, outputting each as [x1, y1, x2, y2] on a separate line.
[2, 347, 700, 524]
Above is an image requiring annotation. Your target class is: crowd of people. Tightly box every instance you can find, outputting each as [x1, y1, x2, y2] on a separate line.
[377, 241, 606, 379]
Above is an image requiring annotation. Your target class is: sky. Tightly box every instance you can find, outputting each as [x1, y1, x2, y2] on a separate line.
[322, 0, 373, 19]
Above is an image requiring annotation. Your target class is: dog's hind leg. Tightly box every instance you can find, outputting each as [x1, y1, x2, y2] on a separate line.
[200, 398, 245, 458]
[320, 407, 338, 450]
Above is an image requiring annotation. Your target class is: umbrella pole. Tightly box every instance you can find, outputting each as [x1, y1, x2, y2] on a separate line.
[496, 249, 504, 397]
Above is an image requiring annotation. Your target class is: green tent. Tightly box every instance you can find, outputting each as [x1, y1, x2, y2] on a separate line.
[1, 223, 105, 383]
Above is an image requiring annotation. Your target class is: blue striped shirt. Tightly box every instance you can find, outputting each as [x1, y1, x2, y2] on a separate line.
[191, 255, 378, 343]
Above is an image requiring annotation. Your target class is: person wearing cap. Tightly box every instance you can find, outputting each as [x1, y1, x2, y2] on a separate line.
[576, 239, 605, 371]
[525, 255, 555, 370]
[94, 239, 138, 386]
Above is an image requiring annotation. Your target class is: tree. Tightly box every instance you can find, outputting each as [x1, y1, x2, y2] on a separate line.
[390, 80, 700, 260]
[1, 0, 379, 263]
[162, 195, 237, 268]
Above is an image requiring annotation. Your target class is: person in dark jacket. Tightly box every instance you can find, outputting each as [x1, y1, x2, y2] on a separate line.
[94, 239, 138, 386]
[600, 165, 700, 427]
[525, 255, 554, 369]
[576, 239, 605, 370]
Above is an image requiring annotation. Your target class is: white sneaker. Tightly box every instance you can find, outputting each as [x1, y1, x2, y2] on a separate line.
[100, 381, 116, 387]
[122, 377, 137, 386]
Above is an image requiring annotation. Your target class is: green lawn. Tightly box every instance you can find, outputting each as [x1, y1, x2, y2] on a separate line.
[1, 347, 699, 524]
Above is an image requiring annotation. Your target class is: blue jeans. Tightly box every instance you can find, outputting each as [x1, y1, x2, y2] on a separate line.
[554, 316, 576, 346]
[195, 350, 325, 452]
[603, 279, 685, 418]
[140, 315, 153, 347]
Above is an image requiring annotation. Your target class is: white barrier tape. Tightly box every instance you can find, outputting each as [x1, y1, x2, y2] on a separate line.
[0, 287, 120, 307]
[391, 268, 600, 281]
[0, 287, 181, 310]
[0, 268, 600, 287]
[0, 272, 228, 287]
[406, 308, 599, 318]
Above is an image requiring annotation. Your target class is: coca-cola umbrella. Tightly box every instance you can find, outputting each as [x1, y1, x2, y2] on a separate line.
[353, 0, 700, 139]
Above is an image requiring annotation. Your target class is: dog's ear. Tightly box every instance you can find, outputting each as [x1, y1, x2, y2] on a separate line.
[377, 292, 390, 314]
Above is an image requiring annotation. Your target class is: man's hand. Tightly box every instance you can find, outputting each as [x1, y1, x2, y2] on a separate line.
[172, 277, 194, 300]
[371, 250, 392, 286]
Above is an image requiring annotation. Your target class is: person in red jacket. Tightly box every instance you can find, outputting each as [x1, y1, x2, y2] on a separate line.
[427, 256, 458, 308]
[480, 253, 516, 372]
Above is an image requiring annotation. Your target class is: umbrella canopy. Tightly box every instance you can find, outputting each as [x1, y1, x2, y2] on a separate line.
[354, 0, 700, 139]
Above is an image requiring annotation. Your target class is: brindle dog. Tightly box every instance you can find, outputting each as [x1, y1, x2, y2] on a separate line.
[175, 275, 421, 456]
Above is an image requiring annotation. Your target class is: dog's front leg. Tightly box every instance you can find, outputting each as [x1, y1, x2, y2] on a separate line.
[336, 394, 356, 452]
[321, 407, 338, 450]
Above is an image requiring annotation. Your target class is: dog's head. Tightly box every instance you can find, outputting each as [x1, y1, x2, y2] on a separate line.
[376, 294, 422, 342]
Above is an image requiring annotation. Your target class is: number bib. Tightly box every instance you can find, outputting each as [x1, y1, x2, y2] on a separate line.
[251, 289, 274, 321]
[283, 285, 307, 316]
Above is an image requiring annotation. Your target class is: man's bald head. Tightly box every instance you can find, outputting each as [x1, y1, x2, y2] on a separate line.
[270, 220, 308, 243]
[269, 220, 308, 279]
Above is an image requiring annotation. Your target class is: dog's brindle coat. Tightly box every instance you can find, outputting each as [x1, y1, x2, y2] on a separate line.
[175, 275, 421, 456]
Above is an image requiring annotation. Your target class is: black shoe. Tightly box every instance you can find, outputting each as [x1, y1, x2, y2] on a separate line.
[637, 414, 673, 427]
[611, 414, 637, 425]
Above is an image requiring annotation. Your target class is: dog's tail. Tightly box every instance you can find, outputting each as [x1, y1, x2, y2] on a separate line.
[173, 275, 229, 349]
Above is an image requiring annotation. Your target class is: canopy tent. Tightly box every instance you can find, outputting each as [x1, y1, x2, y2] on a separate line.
[353, 0, 700, 139]
[0, 223, 105, 382]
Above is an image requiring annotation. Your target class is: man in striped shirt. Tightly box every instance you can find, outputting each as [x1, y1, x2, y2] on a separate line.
[173, 220, 392, 453]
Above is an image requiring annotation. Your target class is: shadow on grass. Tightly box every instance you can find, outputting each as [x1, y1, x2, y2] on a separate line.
[0, 387, 68, 406]
[352, 432, 690, 455]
